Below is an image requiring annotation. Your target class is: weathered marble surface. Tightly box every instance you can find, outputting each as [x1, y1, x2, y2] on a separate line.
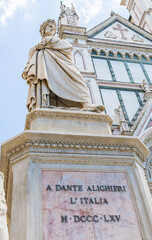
[42, 171, 142, 240]
[25, 109, 112, 135]
[1, 131, 152, 240]
[0, 172, 9, 240]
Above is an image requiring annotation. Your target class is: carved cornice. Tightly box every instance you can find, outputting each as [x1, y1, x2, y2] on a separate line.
[6, 140, 144, 161]
[25, 109, 113, 130]
[87, 40, 152, 53]
[2, 140, 143, 199]
[1, 131, 148, 201]
[62, 33, 88, 41]
[97, 80, 149, 91]
[59, 25, 87, 38]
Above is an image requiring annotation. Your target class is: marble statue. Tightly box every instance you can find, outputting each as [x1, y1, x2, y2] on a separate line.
[114, 106, 125, 122]
[141, 79, 151, 93]
[22, 19, 105, 112]
[60, 1, 66, 13]
[0, 172, 9, 240]
[59, 2, 78, 26]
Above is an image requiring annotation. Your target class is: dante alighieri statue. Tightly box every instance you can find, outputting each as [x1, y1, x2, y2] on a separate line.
[22, 19, 105, 112]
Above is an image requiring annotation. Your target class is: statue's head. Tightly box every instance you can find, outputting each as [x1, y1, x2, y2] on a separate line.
[40, 19, 57, 37]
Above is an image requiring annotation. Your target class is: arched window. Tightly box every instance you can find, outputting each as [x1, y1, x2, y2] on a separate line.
[86, 82, 94, 104]
[100, 51, 106, 56]
[91, 49, 97, 55]
[133, 54, 139, 60]
[117, 52, 122, 58]
[125, 53, 131, 59]
[108, 51, 114, 57]
[141, 55, 147, 61]
[74, 51, 86, 70]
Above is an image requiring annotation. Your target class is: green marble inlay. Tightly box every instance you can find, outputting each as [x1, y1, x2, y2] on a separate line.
[135, 91, 143, 106]
[107, 60, 116, 81]
[98, 87, 107, 114]
[124, 61, 134, 83]
[140, 63, 151, 84]
[116, 89, 129, 122]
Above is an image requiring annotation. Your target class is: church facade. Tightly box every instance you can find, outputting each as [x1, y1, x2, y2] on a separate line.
[120, 0, 152, 33]
[58, 2, 152, 194]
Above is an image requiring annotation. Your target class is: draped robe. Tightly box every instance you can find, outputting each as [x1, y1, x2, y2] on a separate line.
[22, 36, 90, 111]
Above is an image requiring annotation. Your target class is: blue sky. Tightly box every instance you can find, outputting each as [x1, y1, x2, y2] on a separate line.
[0, 0, 129, 145]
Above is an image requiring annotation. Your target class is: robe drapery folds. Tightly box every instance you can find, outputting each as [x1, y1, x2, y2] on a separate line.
[22, 36, 90, 111]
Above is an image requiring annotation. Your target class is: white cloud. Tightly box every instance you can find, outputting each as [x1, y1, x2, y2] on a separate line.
[0, 0, 36, 24]
[113, 0, 121, 3]
[64, 0, 103, 23]
[24, 12, 35, 22]
[110, 0, 122, 10]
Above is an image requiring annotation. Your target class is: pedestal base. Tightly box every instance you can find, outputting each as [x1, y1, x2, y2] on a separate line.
[25, 108, 112, 135]
[1, 130, 152, 240]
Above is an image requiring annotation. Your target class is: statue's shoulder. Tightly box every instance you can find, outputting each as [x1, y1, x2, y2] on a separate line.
[52, 36, 60, 42]
[53, 36, 72, 48]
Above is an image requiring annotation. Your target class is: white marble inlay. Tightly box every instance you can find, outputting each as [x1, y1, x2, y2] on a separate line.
[93, 58, 112, 81]
[74, 51, 85, 71]
[120, 90, 140, 121]
[138, 92, 144, 101]
[100, 89, 119, 124]
[143, 64, 152, 83]
[110, 60, 130, 83]
[127, 62, 146, 83]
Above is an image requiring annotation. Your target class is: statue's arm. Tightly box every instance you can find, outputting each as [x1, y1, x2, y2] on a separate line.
[28, 46, 36, 59]
[28, 40, 46, 59]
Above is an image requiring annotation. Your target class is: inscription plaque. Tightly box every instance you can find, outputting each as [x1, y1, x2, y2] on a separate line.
[42, 171, 142, 240]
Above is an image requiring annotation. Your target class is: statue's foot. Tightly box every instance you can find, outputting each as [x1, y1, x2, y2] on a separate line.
[82, 103, 105, 112]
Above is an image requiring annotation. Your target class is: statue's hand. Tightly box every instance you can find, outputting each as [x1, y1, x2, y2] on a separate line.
[35, 43, 45, 50]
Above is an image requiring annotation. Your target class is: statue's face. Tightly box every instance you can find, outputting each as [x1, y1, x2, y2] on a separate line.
[44, 24, 56, 37]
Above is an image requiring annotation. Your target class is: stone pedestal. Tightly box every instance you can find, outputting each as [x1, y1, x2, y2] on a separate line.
[1, 110, 152, 240]
[25, 109, 113, 135]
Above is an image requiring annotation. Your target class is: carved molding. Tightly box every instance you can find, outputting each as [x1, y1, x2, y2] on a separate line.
[1, 131, 148, 200]
[6, 140, 144, 163]
[89, 45, 152, 60]
[25, 109, 113, 130]
[3, 138, 144, 198]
